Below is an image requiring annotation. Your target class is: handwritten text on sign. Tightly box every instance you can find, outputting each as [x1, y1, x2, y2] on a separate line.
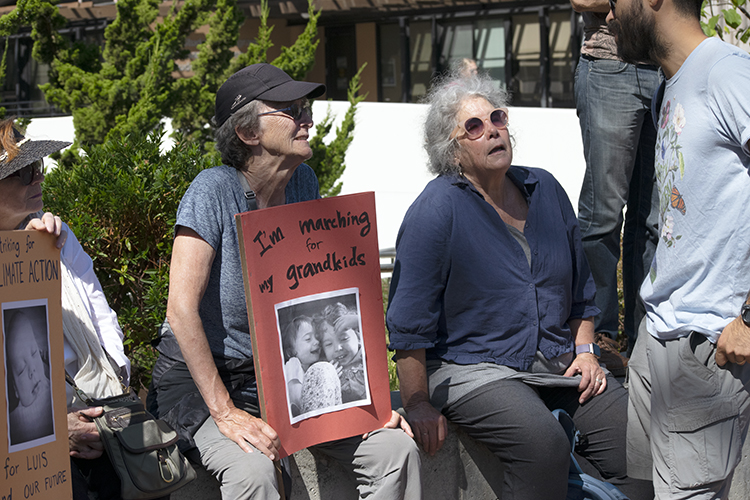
[252, 210, 371, 291]
[0, 234, 60, 288]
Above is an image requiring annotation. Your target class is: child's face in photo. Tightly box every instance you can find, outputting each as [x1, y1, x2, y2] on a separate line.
[323, 324, 360, 367]
[320, 321, 336, 361]
[294, 321, 320, 370]
[7, 316, 46, 408]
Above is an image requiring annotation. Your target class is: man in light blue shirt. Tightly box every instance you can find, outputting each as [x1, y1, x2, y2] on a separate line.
[608, 0, 750, 497]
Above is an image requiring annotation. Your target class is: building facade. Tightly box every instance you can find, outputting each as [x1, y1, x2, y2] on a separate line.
[0, 0, 582, 117]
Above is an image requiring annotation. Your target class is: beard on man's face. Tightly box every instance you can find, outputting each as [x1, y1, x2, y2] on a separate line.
[609, 3, 667, 65]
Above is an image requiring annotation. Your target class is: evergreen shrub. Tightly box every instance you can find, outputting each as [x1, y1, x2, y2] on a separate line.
[43, 128, 218, 388]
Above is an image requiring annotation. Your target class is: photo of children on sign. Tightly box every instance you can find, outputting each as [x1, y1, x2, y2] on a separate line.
[276, 288, 370, 423]
[3, 300, 55, 453]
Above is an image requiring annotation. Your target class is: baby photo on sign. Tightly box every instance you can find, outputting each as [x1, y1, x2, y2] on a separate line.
[276, 288, 370, 424]
[3, 300, 55, 452]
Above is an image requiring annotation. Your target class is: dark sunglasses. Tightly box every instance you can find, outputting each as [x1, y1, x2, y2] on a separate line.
[258, 101, 313, 121]
[609, 0, 616, 13]
[457, 108, 509, 140]
[10, 159, 44, 186]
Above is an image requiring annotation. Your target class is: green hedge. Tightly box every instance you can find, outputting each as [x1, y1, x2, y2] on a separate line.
[43, 129, 218, 388]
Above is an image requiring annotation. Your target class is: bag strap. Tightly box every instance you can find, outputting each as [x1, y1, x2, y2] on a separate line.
[236, 169, 258, 211]
[65, 371, 95, 406]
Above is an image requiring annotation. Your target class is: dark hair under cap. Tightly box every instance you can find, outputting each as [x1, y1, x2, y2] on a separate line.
[0, 119, 71, 181]
[213, 63, 326, 128]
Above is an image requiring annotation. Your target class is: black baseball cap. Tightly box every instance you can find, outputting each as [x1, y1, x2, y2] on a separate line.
[214, 63, 326, 127]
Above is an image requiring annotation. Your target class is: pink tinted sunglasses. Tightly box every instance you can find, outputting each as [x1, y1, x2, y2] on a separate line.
[457, 108, 509, 140]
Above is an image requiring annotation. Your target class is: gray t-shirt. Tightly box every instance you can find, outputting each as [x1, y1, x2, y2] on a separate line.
[175, 163, 320, 360]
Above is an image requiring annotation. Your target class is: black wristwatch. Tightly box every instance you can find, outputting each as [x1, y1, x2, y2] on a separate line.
[741, 303, 750, 327]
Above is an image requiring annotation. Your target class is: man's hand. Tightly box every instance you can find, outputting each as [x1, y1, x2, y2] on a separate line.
[569, 0, 610, 13]
[68, 408, 104, 459]
[716, 315, 750, 366]
[214, 407, 280, 460]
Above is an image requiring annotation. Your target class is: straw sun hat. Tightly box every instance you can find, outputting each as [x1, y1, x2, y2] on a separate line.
[0, 127, 71, 181]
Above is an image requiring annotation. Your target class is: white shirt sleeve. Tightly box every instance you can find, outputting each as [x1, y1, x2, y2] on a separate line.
[61, 222, 131, 384]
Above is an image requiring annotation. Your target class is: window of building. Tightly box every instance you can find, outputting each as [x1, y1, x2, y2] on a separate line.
[440, 20, 506, 90]
[410, 21, 433, 101]
[549, 11, 576, 107]
[510, 13, 541, 107]
[475, 19, 507, 91]
[325, 25, 357, 101]
[379, 23, 402, 102]
[439, 21, 474, 68]
[1, 37, 51, 115]
[376, 6, 575, 108]
[1, 22, 106, 117]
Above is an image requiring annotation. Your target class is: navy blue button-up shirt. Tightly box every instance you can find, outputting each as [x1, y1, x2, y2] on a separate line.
[386, 166, 599, 371]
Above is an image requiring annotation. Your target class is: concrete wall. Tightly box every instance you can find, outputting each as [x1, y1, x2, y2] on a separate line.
[25, 101, 587, 250]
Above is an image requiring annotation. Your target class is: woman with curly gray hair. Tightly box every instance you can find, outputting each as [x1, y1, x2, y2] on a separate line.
[423, 73, 510, 176]
[387, 71, 652, 499]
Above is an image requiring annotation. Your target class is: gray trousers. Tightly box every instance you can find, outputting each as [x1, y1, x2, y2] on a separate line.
[193, 417, 422, 499]
[628, 321, 750, 499]
[426, 356, 652, 500]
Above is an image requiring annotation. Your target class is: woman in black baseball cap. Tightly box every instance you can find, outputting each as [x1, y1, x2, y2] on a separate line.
[150, 64, 422, 499]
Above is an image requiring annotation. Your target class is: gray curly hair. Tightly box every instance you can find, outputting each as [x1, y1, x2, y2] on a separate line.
[214, 100, 264, 170]
[423, 71, 511, 176]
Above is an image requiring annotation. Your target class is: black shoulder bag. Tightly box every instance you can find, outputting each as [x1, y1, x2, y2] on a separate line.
[67, 373, 196, 499]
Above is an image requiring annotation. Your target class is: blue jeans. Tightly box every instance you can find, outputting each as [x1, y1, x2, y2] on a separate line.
[575, 55, 661, 353]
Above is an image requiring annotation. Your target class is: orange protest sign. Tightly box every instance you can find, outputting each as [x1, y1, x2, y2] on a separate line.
[236, 192, 392, 459]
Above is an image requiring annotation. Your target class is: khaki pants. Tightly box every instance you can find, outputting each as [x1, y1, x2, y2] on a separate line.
[194, 417, 422, 500]
[628, 322, 750, 499]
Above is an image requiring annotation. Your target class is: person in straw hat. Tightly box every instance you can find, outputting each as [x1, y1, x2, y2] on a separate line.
[0, 118, 134, 500]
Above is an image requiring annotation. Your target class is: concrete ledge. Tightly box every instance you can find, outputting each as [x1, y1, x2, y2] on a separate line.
[170, 390, 750, 500]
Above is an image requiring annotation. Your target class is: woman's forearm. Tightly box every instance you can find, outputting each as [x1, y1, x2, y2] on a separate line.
[168, 306, 235, 417]
[395, 349, 430, 409]
[569, 317, 596, 347]
[394, 348, 448, 455]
